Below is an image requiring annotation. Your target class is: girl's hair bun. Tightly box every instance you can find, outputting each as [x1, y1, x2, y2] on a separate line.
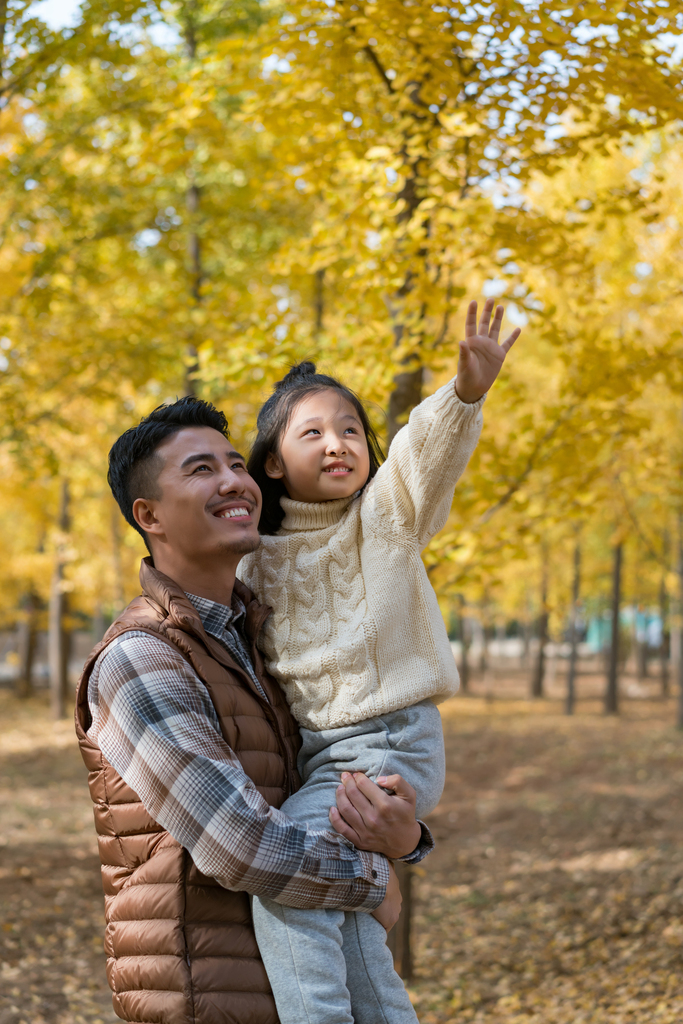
[275, 361, 317, 390]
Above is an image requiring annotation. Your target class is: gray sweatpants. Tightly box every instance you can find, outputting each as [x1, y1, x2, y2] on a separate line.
[252, 699, 445, 1024]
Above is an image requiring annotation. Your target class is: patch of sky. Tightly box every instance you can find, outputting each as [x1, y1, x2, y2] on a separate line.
[573, 21, 620, 44]
[635, 262, 653, 278]
[365, 231, 381, 251]
[505, 303, 528, 327]
[24, 179, 39, 190]
[605, 94, 620, 116]
[133, 228, 162, 252]
[29, 0, 82, 30]
[276, 297, 289, 312]
[385, 167, 398, 184]
[482, 278, 507, 298]
[31, 0, 179, 48]
[262, 54, 292, 77]
[275, 324, 289, 341]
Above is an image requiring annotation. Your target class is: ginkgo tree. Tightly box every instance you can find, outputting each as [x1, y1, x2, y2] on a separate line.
[234, 0, 683, 432]
[2, 0, 683, 721]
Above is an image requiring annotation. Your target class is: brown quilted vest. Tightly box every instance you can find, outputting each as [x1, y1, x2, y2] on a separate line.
[75, 558, 302, 1024]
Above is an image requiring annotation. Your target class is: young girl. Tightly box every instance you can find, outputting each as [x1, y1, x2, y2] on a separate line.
[239, 299, 520, 1024]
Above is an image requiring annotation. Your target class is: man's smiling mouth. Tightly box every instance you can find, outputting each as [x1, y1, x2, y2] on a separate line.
[214, 506, 251, 518]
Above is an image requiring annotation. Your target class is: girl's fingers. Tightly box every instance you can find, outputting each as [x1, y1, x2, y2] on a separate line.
[464, 299, 478, 338]
[477, 297, 495, 335]
[489, 305, 505, 343]
[458, 340, 471, 366]
[500, 327, 521, 354]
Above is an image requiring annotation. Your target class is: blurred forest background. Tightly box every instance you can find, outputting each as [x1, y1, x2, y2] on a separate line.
[2, 0, 683, 719]
[3, 4, 683, 1024]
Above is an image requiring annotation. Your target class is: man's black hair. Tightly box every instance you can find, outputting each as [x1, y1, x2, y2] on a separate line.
[108, 395, 230, 553]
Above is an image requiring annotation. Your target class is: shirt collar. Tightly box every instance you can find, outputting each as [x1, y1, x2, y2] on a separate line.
[184, 590, 247, 637]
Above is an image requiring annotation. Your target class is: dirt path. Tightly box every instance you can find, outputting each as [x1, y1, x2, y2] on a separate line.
[1, 691, 682, 1023]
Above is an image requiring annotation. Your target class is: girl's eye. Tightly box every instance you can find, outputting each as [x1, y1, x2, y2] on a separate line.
[304, 428, 321, 436]
[344, 428, 358, 435]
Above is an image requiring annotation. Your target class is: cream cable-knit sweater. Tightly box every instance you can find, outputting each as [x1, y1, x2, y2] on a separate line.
[238, 378, 485, 731]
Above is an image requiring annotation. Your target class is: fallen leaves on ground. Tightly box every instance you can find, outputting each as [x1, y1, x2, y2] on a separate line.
[1, 689, 683, 1023]
[409, 696, 683, 1023]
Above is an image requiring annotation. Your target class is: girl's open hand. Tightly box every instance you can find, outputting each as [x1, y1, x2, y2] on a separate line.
[455, 298, 521, 404]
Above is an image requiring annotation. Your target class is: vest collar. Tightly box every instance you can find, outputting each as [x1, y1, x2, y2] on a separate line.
[139, 557, 271, 647]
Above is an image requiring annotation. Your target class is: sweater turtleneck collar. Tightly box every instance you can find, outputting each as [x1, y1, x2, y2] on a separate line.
[279, 494, 357, 532]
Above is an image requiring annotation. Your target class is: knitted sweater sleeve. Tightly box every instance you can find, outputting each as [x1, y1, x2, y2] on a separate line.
[366, 377, 485, 550]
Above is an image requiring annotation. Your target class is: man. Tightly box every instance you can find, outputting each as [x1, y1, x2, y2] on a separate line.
[75, 396, 433, 1024]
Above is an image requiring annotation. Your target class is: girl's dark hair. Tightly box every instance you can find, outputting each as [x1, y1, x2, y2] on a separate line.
[248, 361, 385, 534]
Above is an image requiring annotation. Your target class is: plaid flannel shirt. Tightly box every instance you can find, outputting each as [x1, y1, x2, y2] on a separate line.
[87, 591, 431, 912]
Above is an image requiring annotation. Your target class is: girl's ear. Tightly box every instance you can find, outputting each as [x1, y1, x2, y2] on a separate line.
[264, 452, 285, 480]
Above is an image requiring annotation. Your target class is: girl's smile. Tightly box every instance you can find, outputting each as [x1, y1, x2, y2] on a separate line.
[264, 390, 371, 503]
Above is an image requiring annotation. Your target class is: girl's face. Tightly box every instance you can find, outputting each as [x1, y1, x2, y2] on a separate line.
[265, 389, 370, 503]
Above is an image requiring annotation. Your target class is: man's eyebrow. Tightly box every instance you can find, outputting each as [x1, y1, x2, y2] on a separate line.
[180, 450, 245, 468]
[180, 452, 218, 468]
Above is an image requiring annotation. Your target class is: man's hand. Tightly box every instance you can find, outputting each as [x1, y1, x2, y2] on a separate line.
[328, 772, 422, 859]
[455, 297, 521, 404]
[371, 862, 402, 932]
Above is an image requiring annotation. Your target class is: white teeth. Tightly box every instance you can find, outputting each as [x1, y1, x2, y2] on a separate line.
[217, 507, 249, 518]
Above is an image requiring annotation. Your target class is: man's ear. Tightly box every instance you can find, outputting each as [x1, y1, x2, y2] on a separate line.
[132, 497, 165, 541]
[264, 452, 285, 480]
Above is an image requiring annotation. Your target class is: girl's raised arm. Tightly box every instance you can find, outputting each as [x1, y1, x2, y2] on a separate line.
[364, 299, 520, 550]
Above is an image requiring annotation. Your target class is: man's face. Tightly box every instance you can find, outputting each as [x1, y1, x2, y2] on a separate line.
[133, 427, 262, 562]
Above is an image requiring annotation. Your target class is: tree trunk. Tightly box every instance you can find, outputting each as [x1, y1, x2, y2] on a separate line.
[15, 592, 38, 699]
[313, 267, 325, 337]
[478, 603, 489, 676]
[520, 596, 532, 670]
[184, 180, 201, 396]
[92, 603, 106, 644]
[387, 363, 423, 445]
[677, 520, 683, 729]
[458, 596, 470, 693]
[386, 861, 413, 982]
[634, 602, 648, 680]
[566, 541, 581, 716]
[111, 503, 126, 614]
[0, 0, 8, 79]
[605, 542, 622, 716]
[660, 573, 670, 698]
[49, 480, 70, 720]
[531, 561, 548, 699]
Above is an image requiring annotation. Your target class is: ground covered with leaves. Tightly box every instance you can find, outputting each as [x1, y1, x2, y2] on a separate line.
[1, 689, 682, 1023]
[409, 696, 683, 1023]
